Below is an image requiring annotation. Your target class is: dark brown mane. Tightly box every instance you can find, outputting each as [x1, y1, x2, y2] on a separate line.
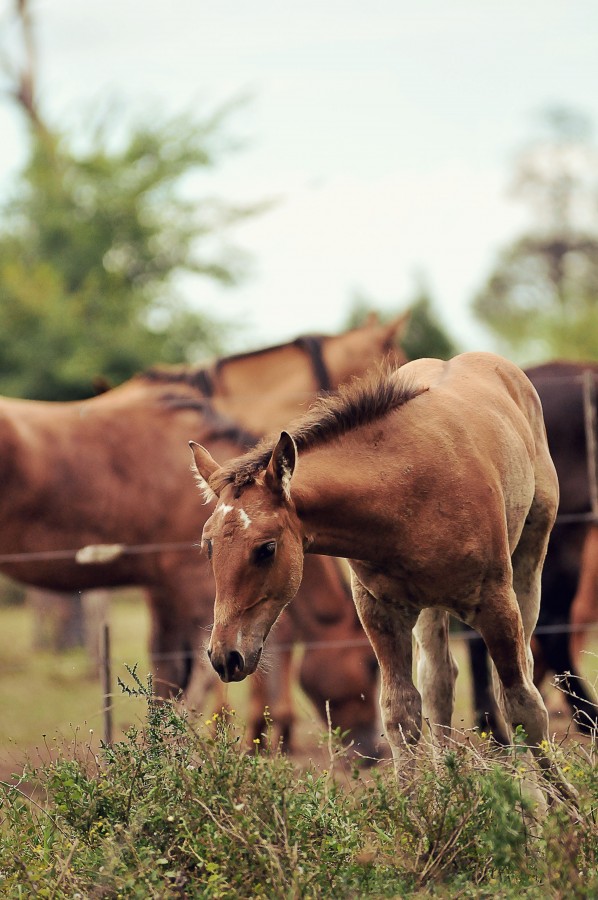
[212, 334, 328, 372]
[138, 365, 216, 395]
[158, 393, 259, 450]
[137, 334, 330, 396]
[211, 366, 427, 495]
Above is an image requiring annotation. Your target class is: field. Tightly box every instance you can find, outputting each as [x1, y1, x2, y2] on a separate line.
[1, 590, 596, 761]
[0, 592, 597, 896]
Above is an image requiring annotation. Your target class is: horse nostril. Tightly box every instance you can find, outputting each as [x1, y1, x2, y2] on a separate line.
[209, 649, 245, 682]
[226, 650, 244, 679]
[212, 658, 226, 680]
[207, 647, 213, 660]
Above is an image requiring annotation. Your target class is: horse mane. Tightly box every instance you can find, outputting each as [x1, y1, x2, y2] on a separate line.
[211, 365, 427, 495]
[138, 365, 216, 395]
[137, 334, 330, 396]
[158, 393, 259, 450]
[212, 334, 328, 371]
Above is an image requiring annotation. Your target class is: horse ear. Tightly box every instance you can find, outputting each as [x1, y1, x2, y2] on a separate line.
[265, 431, 297, 500]
[189, 441, 221, 502]
[384, 309, 411, 344]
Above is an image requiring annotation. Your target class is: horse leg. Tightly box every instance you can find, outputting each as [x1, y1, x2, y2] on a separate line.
[145, 586, 194, 700]
[269, 643, 295, 751]
[247, 673, 268, 744]
[413, 609, 458, 743]
[146, 568, 215, 706]
[530, 633, 548, 688]
[476, 593, 576, 804]
[514, 501, 596, 734]
[475, 586, 548, 746]
[350, 571, 420, 779]
[570, 525, 598, 667]
[247, 643, 295, 752]
[477, 510, 576, 800]
[466, 630, 509, 742]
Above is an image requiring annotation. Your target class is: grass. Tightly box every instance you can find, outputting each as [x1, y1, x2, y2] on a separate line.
[0, 672, 596, 898]
[0, 590, 151, 756]
[0, 591, 596, 763]
[0, 592, 597, 895]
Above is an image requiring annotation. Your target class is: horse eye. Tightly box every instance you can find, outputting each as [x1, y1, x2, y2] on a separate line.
[204, 539, 213, 560]
[254, 541, 276, 563]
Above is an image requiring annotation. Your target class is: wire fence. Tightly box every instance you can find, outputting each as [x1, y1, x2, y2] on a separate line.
[1, 554, 597, 748]
[1, 529, 597, 664]
[0, 369, 596, 749]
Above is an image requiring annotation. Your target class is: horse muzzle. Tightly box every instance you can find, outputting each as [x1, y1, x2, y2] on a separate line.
[207, 644, 262, 683]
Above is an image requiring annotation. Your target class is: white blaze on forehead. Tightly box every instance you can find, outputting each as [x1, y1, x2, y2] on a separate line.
[215, 503, 234, 518]
[238, 508, 252, 530]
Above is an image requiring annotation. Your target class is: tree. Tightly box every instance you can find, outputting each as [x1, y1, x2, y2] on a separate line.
[346, 283, 459, 361]
[473, 107, 598, 362]
[0, 0, 259, 399]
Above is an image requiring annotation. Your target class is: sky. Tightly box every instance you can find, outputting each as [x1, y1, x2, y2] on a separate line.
[1, 0, 598, 354]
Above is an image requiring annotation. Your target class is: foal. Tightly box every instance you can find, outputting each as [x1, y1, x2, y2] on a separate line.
[190, 352, 570, 793]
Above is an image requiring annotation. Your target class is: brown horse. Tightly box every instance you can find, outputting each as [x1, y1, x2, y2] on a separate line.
[0, 317, 405, 750]
[191, 352, 574, 795]
[468, 360, 598, 736]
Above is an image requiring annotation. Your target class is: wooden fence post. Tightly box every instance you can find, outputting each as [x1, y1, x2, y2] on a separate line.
[101, 622, 113, 746]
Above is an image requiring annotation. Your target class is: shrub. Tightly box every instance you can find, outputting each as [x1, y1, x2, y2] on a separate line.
[0, 669, 596, 897]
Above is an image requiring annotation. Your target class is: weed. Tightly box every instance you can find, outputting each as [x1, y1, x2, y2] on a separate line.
[0, 670, 596, 898]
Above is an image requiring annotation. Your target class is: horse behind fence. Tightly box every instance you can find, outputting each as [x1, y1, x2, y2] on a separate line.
[0, 315, 408, 752]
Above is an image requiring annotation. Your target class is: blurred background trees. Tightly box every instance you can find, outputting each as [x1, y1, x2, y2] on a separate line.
[0, 0, 259, 399]
[345, 282, 458, 361]
[1, 3, 596, 405]
[473, 106, 598, 363]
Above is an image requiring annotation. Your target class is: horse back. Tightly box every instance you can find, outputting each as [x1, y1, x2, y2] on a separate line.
[399, 352, 558, 537]
[526, 361, 598, 517]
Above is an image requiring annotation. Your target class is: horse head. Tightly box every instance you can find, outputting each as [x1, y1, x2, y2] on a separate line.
[190, 433, 304, 683]
[322, 311, 410, 389]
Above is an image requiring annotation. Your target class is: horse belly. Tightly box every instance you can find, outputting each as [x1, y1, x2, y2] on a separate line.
[348, 546, 488, 624]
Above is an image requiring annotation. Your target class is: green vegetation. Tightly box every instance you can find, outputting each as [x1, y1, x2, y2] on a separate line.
[0, 595, 476, 756]
[345, 283, 460, 362]
[0, 106, 260, 400]
[0, 671, 596, 898]
[0, 590, 150, 750]
[474, 107, 598, 363]
[0, 2, 264, 400]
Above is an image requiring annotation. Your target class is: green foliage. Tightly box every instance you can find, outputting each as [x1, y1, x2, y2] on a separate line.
[1, 673, 596, 897]
[473, 106, 598, 363]
[0, 105, 259, 399]
[346, 284, 459, 361]
[400, 290, 459, 361]
[474, 234, 598, 360]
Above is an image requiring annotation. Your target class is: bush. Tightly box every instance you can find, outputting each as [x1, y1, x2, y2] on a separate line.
[0, 668, 596, 897]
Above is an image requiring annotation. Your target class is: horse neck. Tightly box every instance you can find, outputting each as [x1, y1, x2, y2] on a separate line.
[211, 345, 321, 434]
[290, 441, 387, 561]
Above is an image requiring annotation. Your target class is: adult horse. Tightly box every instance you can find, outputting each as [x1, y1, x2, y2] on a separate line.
[0, 317, 406, 750]
[469, 360, 598, 736]
[191, 352, 573, 796]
